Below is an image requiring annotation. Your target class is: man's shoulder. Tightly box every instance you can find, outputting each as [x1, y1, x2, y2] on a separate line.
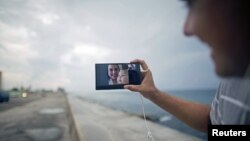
[218, 77, 250, 91]
[215, 77, 250, 102]
[211, 77, 250, 124]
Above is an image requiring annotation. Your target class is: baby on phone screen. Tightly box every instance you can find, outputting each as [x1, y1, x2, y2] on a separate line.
[117, 64, 129, 84]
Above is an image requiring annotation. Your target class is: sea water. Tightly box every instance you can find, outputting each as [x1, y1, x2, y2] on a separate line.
[80, 89, 216, 140]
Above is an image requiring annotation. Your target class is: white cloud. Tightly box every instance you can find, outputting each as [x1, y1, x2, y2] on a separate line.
[0, 22, 28, 40]
[2, 71, 27, 89]
[163, 50, 210, 69]
[0, 22, 38, 65]
[61, 43, 112, 65]
[84, 25, 92, 32]
[0, 0, 219, 92]
[37, 13, 60, 25]
[2, 42, 38, 60]
[32, 71, 71, 89]
[74, 44, 111, 59]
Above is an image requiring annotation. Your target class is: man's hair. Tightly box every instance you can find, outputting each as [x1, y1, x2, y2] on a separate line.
[234, 1, 250, 31]
[226, 1, 250, 45]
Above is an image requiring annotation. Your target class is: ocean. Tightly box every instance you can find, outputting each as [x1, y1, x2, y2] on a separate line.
[79, 89, 216, 140]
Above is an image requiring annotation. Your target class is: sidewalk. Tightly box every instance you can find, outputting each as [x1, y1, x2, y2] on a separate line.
[67, 95, 202, 141]
[0, 94, 71, 141]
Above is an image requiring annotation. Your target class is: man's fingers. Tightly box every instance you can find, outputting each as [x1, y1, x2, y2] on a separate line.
[130, 59, 140, 63]
[141, 71, 147, 78]
[124, 85, 140, 92]
[130, 59, 149, 71]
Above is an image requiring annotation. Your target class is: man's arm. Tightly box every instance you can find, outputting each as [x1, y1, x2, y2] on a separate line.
[125, 59, 210, 132]
[151, 90, 210, 132]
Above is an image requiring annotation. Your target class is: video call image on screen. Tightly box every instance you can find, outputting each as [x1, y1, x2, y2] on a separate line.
[95, 63, 141, 90]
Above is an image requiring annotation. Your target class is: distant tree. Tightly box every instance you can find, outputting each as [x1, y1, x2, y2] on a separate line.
[11, 87, 19, 91]
[57, 87, 66, 94]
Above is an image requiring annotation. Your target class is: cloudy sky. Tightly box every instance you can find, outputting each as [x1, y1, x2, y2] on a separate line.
[0, 0, 220, 94]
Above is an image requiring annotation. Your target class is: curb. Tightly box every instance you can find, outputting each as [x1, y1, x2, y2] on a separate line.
[65, 94, 85, 141]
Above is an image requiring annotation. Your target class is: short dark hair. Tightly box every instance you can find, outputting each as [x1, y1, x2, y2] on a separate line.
[180, 0, 195, 7]
[225, 1, 250, 42]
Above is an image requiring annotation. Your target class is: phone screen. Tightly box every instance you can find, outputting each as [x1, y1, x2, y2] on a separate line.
[95, 63, 141, 90]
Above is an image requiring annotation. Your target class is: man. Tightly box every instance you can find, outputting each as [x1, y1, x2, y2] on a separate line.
[125, 0, 250, 132]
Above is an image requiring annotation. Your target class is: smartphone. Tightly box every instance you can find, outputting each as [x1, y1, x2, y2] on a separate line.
[95, 63, 141, 90]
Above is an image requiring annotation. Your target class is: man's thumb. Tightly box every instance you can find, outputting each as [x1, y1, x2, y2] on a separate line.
[124, 85, 140, 92]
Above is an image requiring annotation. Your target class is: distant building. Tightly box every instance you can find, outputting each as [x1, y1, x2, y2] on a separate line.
[57, 87, 66, 94]
[0, 71, 2, 90]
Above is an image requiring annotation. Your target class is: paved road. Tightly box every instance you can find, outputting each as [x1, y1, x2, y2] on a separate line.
[0, 94, 44, 112]
[0, 93, 71, 141]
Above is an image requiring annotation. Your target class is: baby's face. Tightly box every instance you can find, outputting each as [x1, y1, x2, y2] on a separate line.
[117, 70, 129, 84]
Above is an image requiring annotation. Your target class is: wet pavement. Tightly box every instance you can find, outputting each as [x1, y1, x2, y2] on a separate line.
[0, 93, 71, 141]
[0, 94, 44, 112]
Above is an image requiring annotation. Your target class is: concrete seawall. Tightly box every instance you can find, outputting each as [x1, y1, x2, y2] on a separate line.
[66, 94, 85, 141]
[67, 95, 202, 141]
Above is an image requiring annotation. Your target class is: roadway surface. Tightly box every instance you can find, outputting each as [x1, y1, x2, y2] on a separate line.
[0, 93, 71, 141]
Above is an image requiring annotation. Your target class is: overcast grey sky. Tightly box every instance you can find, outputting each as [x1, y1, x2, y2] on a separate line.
[0, 0, 220, 93]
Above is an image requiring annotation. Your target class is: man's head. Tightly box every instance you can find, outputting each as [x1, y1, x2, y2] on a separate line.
[182, 0, 250, 77]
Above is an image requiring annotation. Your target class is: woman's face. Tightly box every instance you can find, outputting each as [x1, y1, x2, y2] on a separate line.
[117, 70, 129, 84]
[108, 65, 119, 80]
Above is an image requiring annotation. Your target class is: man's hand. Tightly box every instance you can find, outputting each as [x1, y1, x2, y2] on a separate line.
[124, 59, 159, 100]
